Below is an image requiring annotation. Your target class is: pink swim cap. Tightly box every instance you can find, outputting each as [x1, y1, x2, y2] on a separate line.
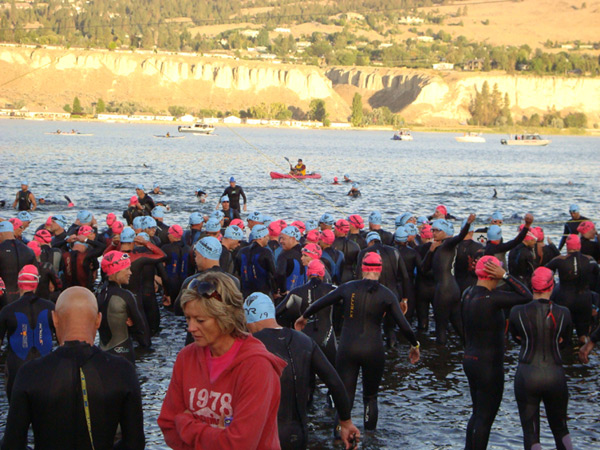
[319, 229, 335, 245]
[27, 241, 42, 257]
[566, 234, 581, 251]
[523, 231, 537, 242]
[531, 267, 554, 293]
[290, 220, 304, 234]
[577, 221, 595, 235]
[0, 277, 5, 293]
[18, 264, 39, 290]
[78, 225, 93, 236]
[129, 196, 138, 206]
[420, 224, 433, 240]
[306, 229, 321, 244]
[475, 255, 502, 280]
[106, 213, 116, 227]
[168, 224, 183, 239]
[436, 205, 447, 216]
[111, 221, 124, 234]
[34, 229, 52, 244]
[101, 250, 131, 276]
[230, 219, 245, 230]
[362, 252, 383, 273]
[302, 243, 322, 260]
[45, 216, 53, 226]
[307, 259, 325, 278]
[335, 219, 350, 234]
[9, 218, 23, 230]
[269, 220, 287, 238]
[348, 214, 364, 229]
[532, 227, 544, 242]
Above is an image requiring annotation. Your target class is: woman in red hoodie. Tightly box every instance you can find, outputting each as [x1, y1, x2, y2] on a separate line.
[158, 272, 286, 449]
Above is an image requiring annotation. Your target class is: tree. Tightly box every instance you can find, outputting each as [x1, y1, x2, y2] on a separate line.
[564, 112, 587, 128]
[168, 105, 187, 117]
[96, 98, 106, 114]
[256, 28, 270, 47]
[308, 99, 329, 125]
[350, 93, 363, 127]
[72, 97, 83, 115]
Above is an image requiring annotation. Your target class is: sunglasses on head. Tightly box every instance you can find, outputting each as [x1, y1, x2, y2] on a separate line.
[431, 228, 441, 232]
[189, 280, 222, 301]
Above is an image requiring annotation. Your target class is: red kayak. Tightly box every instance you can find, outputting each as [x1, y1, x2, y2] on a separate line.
[270, 172, 322, 180]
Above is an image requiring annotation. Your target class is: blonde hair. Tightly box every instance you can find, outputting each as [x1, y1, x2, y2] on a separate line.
[180, 272, 248, 339]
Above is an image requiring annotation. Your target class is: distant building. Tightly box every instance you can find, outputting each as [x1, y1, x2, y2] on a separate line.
[432, 62, 454, 70]
[399, 16, 424, 25]
[244, 118, 261, 125]
[330, 122, 352, 128]
[179, 114, 196, 122]
[274, 28, 291, 33]
[379, 43, 394, 49]
[241, 30, 260, 38]
[560, 44, 575, 50]
[464, 59, 484, 71]
[417, 36, 434, 43]
[97, 113, 129, 121]
[154, 115, 174, 121]
[129, 114, 155, 121]
[223, 116, 242, 124]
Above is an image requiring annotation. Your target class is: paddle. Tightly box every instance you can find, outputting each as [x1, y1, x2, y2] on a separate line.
[284, 156, 294, 173]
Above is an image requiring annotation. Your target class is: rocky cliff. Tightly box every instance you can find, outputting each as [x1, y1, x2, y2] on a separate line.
[1, 46, 599, 125]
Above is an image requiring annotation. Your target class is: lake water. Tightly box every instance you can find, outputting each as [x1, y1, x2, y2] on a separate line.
[1, 120, 599, 449]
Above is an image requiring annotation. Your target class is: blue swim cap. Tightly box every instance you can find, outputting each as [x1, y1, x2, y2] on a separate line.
[195, 236, 222, 260]
[189, 212, 204, 226]
[281, 226, 301, 241]
[319, 213, 335, 226]
[229, 177, 235, 183]
[132, 216, 144, 230]
[432, 219, 453, 236]
[305, 220, 319, 232]
[262, 215, 273, 227]
[344, 174, 349, 178]
[151, 206, 165, 218]
[120, 227, 136, 243]
[569, 204, 579, 213]
[17, 211, 32, 222]
[351, 182, 359, 189]
[142, 216, 157, 229]
[137, 232, 150, 241]
[396, 212, 413, 227]
[51, 214, 67, 229]
[77, 210, 93, 224]
[224, 225, 244, 240]
[404, 223, 418, 236]
[417, 216, 428, 226]
[247, 211, 263, 223]
[211, 210, 225, 222]
[0, 221, 13, 233]
[135, 184, 144, 191]
[204, 218, 221, 233]
[244, 292, 275, 324]
[491, 211, 503, 222]
[153, 182, 160, 189]
[461, 219, 475, 232]
[221, 195, 230, 203]
[394, 227, 408, 243]
[21, 180, 29, 186]
[369, 211, 382, 225]
[366, 231, 381, 244]
[487, 224, 503, 241]
[250, 224, 268, 240]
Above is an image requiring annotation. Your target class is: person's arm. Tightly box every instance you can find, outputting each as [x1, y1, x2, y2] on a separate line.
[558, 223, 570, 251]
[295, 285, 345, 330]
[508, 308, 523, 343]
[173, 357, 282, 449]
[0, 310, 8, 348]
[240, 187, 247, 208]
[12, 192, 18, 209]
[274, 254, 290, 296]
[133, 238, 167, 265]
[275, 291, 303, 326]
[261, 249, 277, 295]
[388, 297, 418, 347]
[310, 342, 351, 420]
[492, 275, 533, 308]
[544, 255, 563, 272]
[494, 224, 529, 254]
[29, 193, 37, 211]
[394, 249, 410, 301]
[1, 366, 33, 449]
[116, 361, 146, 450]
[444, 216, 473, 248]
[124, 291, 151, 347]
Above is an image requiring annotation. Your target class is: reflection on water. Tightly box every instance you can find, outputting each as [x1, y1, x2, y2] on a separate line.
[1, 120, 599, 448]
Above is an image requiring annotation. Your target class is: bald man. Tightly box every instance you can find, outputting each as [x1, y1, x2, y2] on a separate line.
[1, 287, 145, 450]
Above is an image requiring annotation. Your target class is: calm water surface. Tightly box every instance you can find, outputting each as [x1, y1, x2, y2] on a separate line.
[0, 120, 599, 449]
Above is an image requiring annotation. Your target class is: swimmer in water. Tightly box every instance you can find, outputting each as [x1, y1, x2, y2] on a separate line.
[493, 188, 497, 198]
[347, 183, 361, 198]
[332, 177, 340, 185]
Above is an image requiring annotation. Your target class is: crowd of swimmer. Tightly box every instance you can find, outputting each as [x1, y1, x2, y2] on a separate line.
[1, 177, 600, 450]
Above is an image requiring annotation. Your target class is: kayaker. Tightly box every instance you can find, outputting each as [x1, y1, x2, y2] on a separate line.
[291, 159, 306, 176]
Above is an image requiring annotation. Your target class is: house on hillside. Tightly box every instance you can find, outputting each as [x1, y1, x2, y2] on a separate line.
[464, 59, 484, 71]
[398, 16, 424, 25]
[223, 116, 242, 124]
[433, 63, 454, 71]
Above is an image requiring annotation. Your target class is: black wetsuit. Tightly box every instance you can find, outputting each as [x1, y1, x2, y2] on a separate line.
[1, 340, 145, 450]
[15, 190, 33, 211]
[461, 276, 532, 450]
[221, 185, 247, 211]
[455, 239, 483, 294]
[546, 252, 599, 338]
[332, 236, 361, 283]
[219, 245, 236, 276]
[348, 232, 367, 250]
[62, 240, 106, 290]
[422, 222, 471, 345]
[275, 244, 306, 297]
[484, 225, 529, 266]
[371, 228, 394, 246]
[221, 207, 241, 228]
[182, 228, 203, 248]
[558, 215, 588, 251]
[34, 260, 62, 301]
[155, 221, 170, 246]
[96, 281, 151, 363]
[321, 247, 344, 285]
[509, 300, 573, 450]
[40, 243, 64, 283]
[0, 292, 55, 400]
[137, 193, 155, 214]
[508, 243, 537, 289]
[254, 327, 351, 450]
[0, 239, 36, 306]
[161, 240, 193, 301]
[537, 242, 560, 267]
[302, 279, 418, 430]
[580, 237, 600, 262]
[415, 242, 435, 330]
[396, 243, 422, 322]
[122, 206, 143, 226]
[236, 242, 277, 298]
[276, 278, 337, 364]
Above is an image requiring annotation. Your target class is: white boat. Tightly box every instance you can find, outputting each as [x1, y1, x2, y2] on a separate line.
[501, 134, 551, 146]
[45, 131, 94, 136]
[392, 129, 413, 141]
[178, 123, 215, 135]
[455, 132, 485, 143]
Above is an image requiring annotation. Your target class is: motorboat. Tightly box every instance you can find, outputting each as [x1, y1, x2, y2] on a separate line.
[392, 129, 413, 141]
[455, 132, 485, 143]
[501, 134, 551, 146]
[178, 123, 215, 135]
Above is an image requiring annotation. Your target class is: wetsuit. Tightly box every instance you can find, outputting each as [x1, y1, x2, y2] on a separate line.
[538, 242, 560, 267]
[50, 230, 68, 252]
[15, 190, 33, 211]
[509, 300, 573, 450]
[484, 225, 529, 266]
[302, 279, 418, 430]
[161, 240, 193, 301]
[1, 340, 145, 450]
[0, 239, 36, 306]
[348, 232, 367, 250]
[122, 206, 143, 226]
[276, 278, 337, 364]
[155, 221, 170, 246]
[275, 244, 306, 297]
[219, 245, 236, 276]
[267, 239, 281, 260]
[221, 185, 247, 211]
[182, 228, 203, 249]
[221, 207, 241, 228]
[422, 221, 471, 345]
[137, 193, 155, 214]
[332, 236, 361, 283]
[254, 327, 351, 450]
[546, 252, 599, 338]
[40, 244, 64, 282]
[415, 242, 435, 330]
[236, 241, 277, 298]
[321, 247, 344, 285]
[461, 275, 532, 450]
[558, 215, 589, 251]
[580, 237, 600, 262]
[62, 240, 106, 290]
[396, 244, 422, 322]
[0, 292, 55, 400]
[35, 260, 62, 301]
[455, 239, 483, 294]
[372, 228, 394, 246]
[96, 281, 151, 363]
[508, 243, 537, 289]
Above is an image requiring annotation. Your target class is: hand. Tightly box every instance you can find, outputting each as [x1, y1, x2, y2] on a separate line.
[77, 235, 87, 242]
[163, 296, 172, 307]
[126, 317, 133, 327]
[466, 213, 476, 224]
[294, 316, 308, 331]
[217, 413, 226, 429]
[579, 340, 595, 364]
[484, 260, 505, 279]
[400, 299, 408, 315]
[134, 235, 147, 245]
[430, 240, 442, 250]
[215, 204, 220, 210]
[547, 237, 553, 245]
[339, 419, 361, 450]
[524, 213, 534, 226]
[243, 204, 247, 212]
[409, 346, 420, 364]
[66, 235, 77, 243]
[112, 234, 121, 244]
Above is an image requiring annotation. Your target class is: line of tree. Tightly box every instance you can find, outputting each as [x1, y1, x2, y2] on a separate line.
[519, 109, 588, 129]
[468, 81, 513, 126]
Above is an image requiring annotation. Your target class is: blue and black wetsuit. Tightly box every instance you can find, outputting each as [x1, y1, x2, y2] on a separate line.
[275, 244, 306, 297]
[0, 292, 55, 400]
[161, 240, 193, 302]
[236, 241, 277, 298]
[321, 247, 344, 286]
[302, 279, 418, 430]
[509, 299, 573, 450]
[461, 275, 532, 450]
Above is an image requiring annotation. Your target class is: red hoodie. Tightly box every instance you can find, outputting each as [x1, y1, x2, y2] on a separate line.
[158, 335, 286, 449]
